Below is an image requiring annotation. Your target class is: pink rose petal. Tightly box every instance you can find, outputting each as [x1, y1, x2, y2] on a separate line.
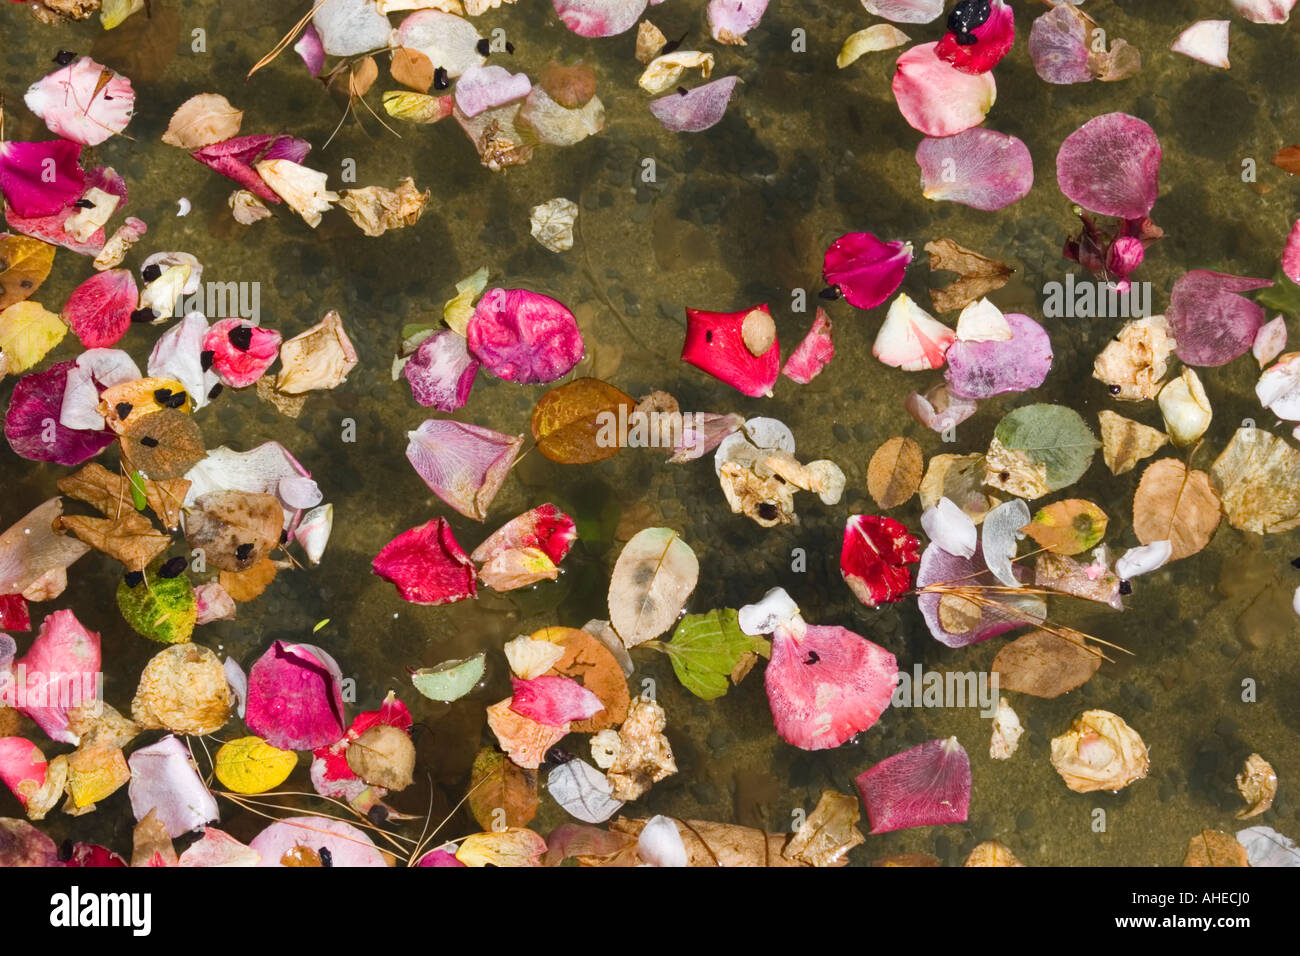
[470, 503, 577, 565]
[1254, 315, 1288, 368]
[905, 382, 979, 434]
[822, 232, 912, 310]
[61, 269, 138, 348]
[707, 0, 770, 44]
[944, 312, 1052, 398]
[892, 42, 996, 137]
[1056, 112, 1162, 219]
[245, 641, 347, 751]
[454, 65, 532, 118]
[203, 318, 282, 388]
[841, 514, 921, 608]
[855, 736, 971, 834]
[405, 419, 522, 520]
[1167, 270, 1272, 367]
[648, 76, 740, 133]
[404, 330, 479, 411]
[1028, 3, 1092, 84]
[13, 609, 102, 744]
[1282, 220, 1300, 284]
[670, 411, 745, 462]
[917, 128, 1033, 211]
[372, 517, 477, 605]
[509, 675, 604, 726]
[681, 304, 781, 397]
[24, 58, 134, 146]
[552, 0, 648, 38]
[250, 816, 386, 867]
[0, 594, 31, 631]
[312, 692, 412, 803]
[466, 288, 584, 385]
[64, 843, 127, 867]
[873, 294, 955, 371]
[1230, 0, 1297, 24]
[0, 737, 47, 809]
[178, 827, 260, 867]
[127, 735, 220, 837]
[6, 362, 117, 466]
[4, 202, 104, 256]
[0, 140, 86, 217]
[781, 309, 834, 384]
[194, 582, 238, 625]
[765, 623, 897, 751]
[935, 0, 1015, 74]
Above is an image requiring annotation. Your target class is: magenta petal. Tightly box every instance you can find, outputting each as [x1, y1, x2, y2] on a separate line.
[294, 23, 326, 76]
[1028, 3, 1092, 84]
[372, 518, 477, 605]
[454, 64, 532, 118]
[1106, 236, 1146, 283]
[417, 848, 466, 867]
[245, 641, 347, 751]
[1282, 220, 1300, 285]
[765, 624, 897, 751]
[509, 675, 603, 726]
[944, 313, 1052, 398]
[707, 0, 769, 43]
[6, 363, 116, 466]
[552, 0, 648, 37]
[404, 331, 479, 410]
[0, 737, 47, 808]
[892, 42, 996, 137]
[916, 542, 1040, 647]
[1056, 112, 1162, 219]
[822, 232, 912, 310]
[841, 514, 921, 608]
[1168, 270, 1273, 367]
[470, 503, 577, 564]
[191, 135, 311, 204]
[466, 288, 584, 385]
[405, 419, 522, 520]
[648, 77, 740, 133]
[62, 269, 138, 348]
[935, 0, 1015, 74]
[781, 309, 835, 384]
[14, 609, 101, 744]
[855, 737, 971, 834]
[0, 140, 86, 218]
[917, 128, 1033, 211]
[0, 594, 30, 631]
[64, 842, 127, 867]
[203, 319, 282, 388]
[681, 304, 781, 397]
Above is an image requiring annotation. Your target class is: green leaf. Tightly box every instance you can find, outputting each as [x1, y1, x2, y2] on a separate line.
[663, 608, 763, 700]
[1254, 266, 1300, 315]
[116, 566, 196, 644]
[993, 403, 1099, 491]
[128, 470, 148, 511]
[412, 652, 486, 702]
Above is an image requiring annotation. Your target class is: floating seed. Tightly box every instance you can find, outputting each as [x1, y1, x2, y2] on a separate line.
[53, 50, 76, 65]
[235, 543, 254, 562]
[319, 847, 333, 867]
[208, 383, 224, 400]
[200, 349, 215, 371]
[124, 570, 144, 587]
[140, 435, 159, 448]
[227, 324, 253, 352]
[159, 556, 187, 578]
[131, 308, 156, 324]
[141, 263, 162, 283]
[115, 402, 133, 419]
[433, 67, 449, 90]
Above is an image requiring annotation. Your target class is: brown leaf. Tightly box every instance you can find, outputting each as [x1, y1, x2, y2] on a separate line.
[1098, 410, 1167, 476]
[218, 556, 278, 602]
[391, 47, 434, 92]
[467, 747, 539, 831]
[276, 310, 359, 395]
[183, 490, 283, 572]
[1133, 459, 1221, 560]
[58, 463, 190, 531]
[1236, 752, 1277, 820]
[1182, 829, 1248, 867]
[924, 238, 1013, 313]
[349, 56, 379, 99]
[1272, 145, 1300, 175]
[539, 626, 630, 733]
[531, 378, 636, 465]
[1210, 427, 1300, 534]
[538, 62, 597, 108]
[90, 3, 180, 85]
[992, 629, 1101, 698]
[782, 790, 864, 867]
[54, 511, 172, 573]
[120, 409, 205, 480]
[919, 452, 1000, 522]
[0, 236, 56, 310]
[867, 436, 923, 509]
[963, 840, 1025, 866]
[161, 93, 244, 149]
[485, 698, 567, 770]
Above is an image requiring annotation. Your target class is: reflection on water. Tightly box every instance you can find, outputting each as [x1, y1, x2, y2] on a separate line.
[1, 0, 1298, 865]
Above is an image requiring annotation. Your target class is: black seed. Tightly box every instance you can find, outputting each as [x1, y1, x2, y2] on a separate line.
[227, 324, 253, 352]
[1291, 556, 1300, 569]
[58, 839, 74, 862]
[476, 38, 490, 56]
[433, 67, 449, 90]
[153, 388, 173, 404]
[676, 86, 689, 96]
[54, 50, 77, 65]
[947, 0, 991, 43]
[1118, 579, 1133, 596]
[705, 330, 713, 343]
[505, 42, 515, 54]
[318, 847, 333, 867]
[140, 435, 159, 448]
[163, 390, 188, 409]
[804, 651, 820, 665]
[235, 543, 254, 562]
[367, 804, 389, 825]
[998, 471, 1010, 482]
[124, 570, 145, 587]
[818, 286, 841, 300]
[544, 746, 576, 767]
[115, 402, 133, 419]
[159, 556, 187, 578]
[73, 198, 96, 209]
[131, 307, 156, 324]
[757, 502, 779, 521]
[280, 528, 289, 544]
[200, 349, 215, 371]
[142, 263, 162, 283]
[208, 383, 224, 400]
[1108, 384, 1121, 395]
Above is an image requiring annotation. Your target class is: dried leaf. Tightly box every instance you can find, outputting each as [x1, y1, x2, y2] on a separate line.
[924, 238, 1013, 313]
[121, 409, 205, 481]
[1210, 427, 1300, 534]
[467, 747, 538, 830]
[455, 828, 546, 867]
[985, 404, 1098, 500]
[132, 643, 230, 731]
[531, 378, 636, 464]
[919, 453, 1000, 522]
[182, 491, 284, 573]
[485, 698, 567, 769]
[0, 302, 67, 377]
[782, 791, 864, 866]
[964, 841, 1024, 866]
[1023, 499, 1108, 555]
[214, 736, 296, 794]
[58, 463, 189, 531]
[218, 556, 277, 603]
[1132, 459, 1220, 560]
[338, 178, 429, 237]
[867, 436, 923, 509]
[991, 629, 1101, 698]
[391, 47, 435, 91]
[610, 816, 801, 867]
[607, 527, 699, 648]
[161, 94, 244, 149]
[1182, 830, 1248, 867]
[0, 236, 56, 310]
[55, 511, 171, 573]
[1098, 410, 1167, 476]
[1272, 144, 1300, 175]
[1235, 753, 1277, 820]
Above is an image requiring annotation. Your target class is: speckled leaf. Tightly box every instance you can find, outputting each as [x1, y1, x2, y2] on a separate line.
[867, 436, 924, 509]
[116, 567, 197, 644]
[1023, 499, 1108, 555]
[608, 527, 699, 647]
[0, 236, 55, 309]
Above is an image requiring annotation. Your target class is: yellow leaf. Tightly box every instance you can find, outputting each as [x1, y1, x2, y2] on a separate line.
[0, 236, 56, 309]
[214, 736, 297, 794]
[0, 301, 66, 377]
[455, 828, 547, 867]
[1022, 499, 1108, 555]
[382, 91, 453, 124]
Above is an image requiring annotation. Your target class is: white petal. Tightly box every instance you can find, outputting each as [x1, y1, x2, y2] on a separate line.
[638, 815, 688, 867]
[921, 497, 977, 558]
[1171, 20, 1230, 68]
[982, 498, 1031, 587]
[955, 298, 1012, 342]
[738, 586, 801, 635]
[1115, 540, 1172, 579]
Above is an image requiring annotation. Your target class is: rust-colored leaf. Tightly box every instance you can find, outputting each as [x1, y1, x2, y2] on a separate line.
[531, 378, 636, 465]
[219, 556, 277, 602]
[867, 436, 923, 509]
[537, 625, 629, 733]
[1132, 459, 1220, 561]
[120, 409, 206, 481]
[390, 47, 434, 92]
[349, 57, 379, 99]
[1182, 829, 1248, 867]
[0, 236, 56, 310]
[991, 629, 1101, 698]
[1023, 499, 1108, 555]
[1271, 145, 1300, 175]
[58, 463, 190, 531]
[467, 747, 538, 831]
[924, 238, 1013, 313]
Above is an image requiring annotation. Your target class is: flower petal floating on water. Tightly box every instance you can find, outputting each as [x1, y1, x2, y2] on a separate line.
[1115, 540, 1173, 579]
[1050, 710, 1149, 793]
[274, 310, 358, 396]
[0, 594, 30, 631]
[251, 816, 386, 867]
[394, 9, 486, 77]
[553, 0, 647, 37]
[863, 0, 942, 23]
[403, 329, 479, 410]
[921, 497, 977, 559]
[1172, 20, 1230, 69]
[245, 641, 347, 751]
[191, 134, 310, 204]
[840, 514, 921, 608]
[1158, 368, 1212, 447]
[822, 232, 912, 309]
[1056, 112, 1161, 220]
[466, 288, 584, 384]
[707, 0, 768, 45]
[904, 382, 978, 435]
[935, 0, 1015, 74]
[454, 64, 533, 118]
[765, 622, 897, 751]
[0, 499, 90, 598]
[855, 737, 971, 834]
[471, 503, 577, 565]
[892, 42, 996, 138]
[177, 827, 260, 867]
[6, 362, 116, 465]
[510, 675, 604, 726]
[549, 758, 624, 824]
[61, 269, 137, 349]
[1257, 351, 1300, 419]
[781, 309, 834, 384]
[0, 140, 85, 218]
[203, 318, 282, 388]
[405, 419, 522, 520]
[1092, 314, 1177, 401]
[127, 734, 219, 836]
[486, 699, 569, 769]
[873, 293, 954, 371]
[648, 76, 740, 133]
[1236, 826, 1300, 867]
[1254, 315, 1288, 367]
[1230, 0, 1297, 24]
[916, 128, 1033, 211]
[1167, 270, 1272, 367]
[837, 24, 911, 68]
[945, 311, 1051, 399]
[25, 58, 134, 146]
[372, 518, 477, 605]
[0, 737, 50, 813]
[917, 540, 1044, 646]
[681, 304, 780, 397]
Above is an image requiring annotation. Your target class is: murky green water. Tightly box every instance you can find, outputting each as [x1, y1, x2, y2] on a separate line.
[2, 0, 1299, 865]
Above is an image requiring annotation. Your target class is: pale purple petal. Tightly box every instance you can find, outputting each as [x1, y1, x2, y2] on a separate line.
[552, 0, 648, 38]
[855, 737, 971, 834]
[406, 419, 523, 521]
[59, 365, 105, 431]
[466, 288, 584, 384]
[404, 330, 479, 410]
[5, 362, 116, 466]
[921, 497, 977, 559]
[892, 42, 996, 138]
[0, 140, 85, 218]
[0, 500, 91, 599]
[1167, 270, 1272, 367]
[24, 58, 134, 146]
[1028, 3, 1093, 84]
[707, 0, 769, 43]
[223, 656, 247, 719]
[454, 65, 532, 118]
[294, 24, 326, 76]
[1254, 315, 1288, 367]
[278, 475, 323, 510]
[916, 542, 1044, 648]
[863, 0, 943, 22]
[917, 128, 1033, 211]
[78, 347, 140, 387]
[669, 412, 745, 463]
[245, 641, 347, 751]
[251, 816, 386, 867]
[1056, 112, 1162, 219]
[649, 77, 740, 133]
[904, 382, 978, 434]
[128, 735, 219, 837]
[944, 313, 1053, 398]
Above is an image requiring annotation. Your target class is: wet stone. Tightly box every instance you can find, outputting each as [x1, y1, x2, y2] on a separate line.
[832, 423, 850, 443]
[1015, 810, 1035, 830]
